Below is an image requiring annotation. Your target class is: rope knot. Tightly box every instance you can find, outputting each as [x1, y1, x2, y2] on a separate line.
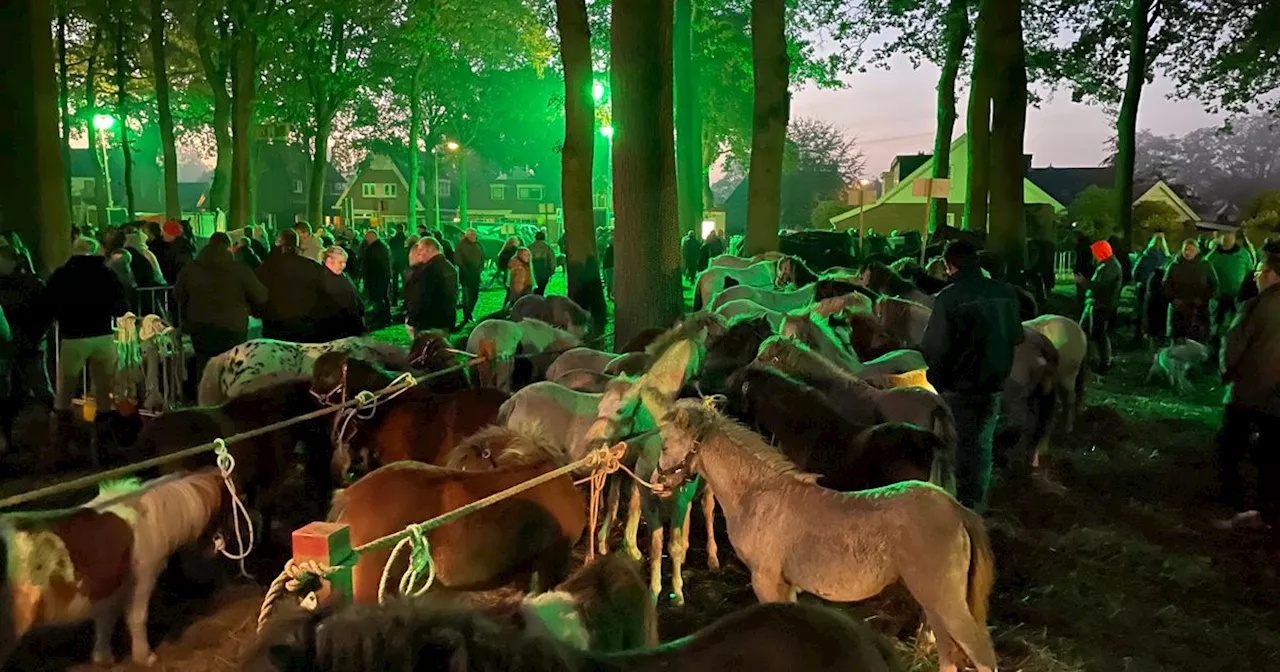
[354, 389, 377, 408]
[213, 438, 233, 476]
[701, 394, 728, 412]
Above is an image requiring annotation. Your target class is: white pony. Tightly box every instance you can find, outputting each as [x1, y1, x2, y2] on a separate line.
[467, 318, 583, 392]
[694, 260, 778, 310]
[708, 283, 817, 314]
[197, 336, 407, 405]
[1025, 314, 1089, 431]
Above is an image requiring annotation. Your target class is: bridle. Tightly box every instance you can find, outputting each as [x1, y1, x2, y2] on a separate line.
[311, 359, 350, 407]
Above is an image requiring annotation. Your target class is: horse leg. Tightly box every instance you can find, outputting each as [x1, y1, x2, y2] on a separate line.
[904, 576, 997, 672]
[702, 485, 720, 571]
[749, 569, 795, 603]
[1060, 378, 1077, 434]
[597, 476, 623, 557]
[669, 495, 694, 606]
[649, 526, 664, 602]
[922, 609, 963, 672]
[623, 486, 643, 561]
[126, 571, 160, 666]
[91, 595, 123, 664]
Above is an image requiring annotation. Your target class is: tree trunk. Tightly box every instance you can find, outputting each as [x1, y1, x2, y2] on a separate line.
[407, 58, 424, 232]
[194, 18, 231, 214]
[150, 0, 180, 222]
[929, 0, 970, 233]
[985, 0, 1027, 277]
[674, 0, 702, 238]
[0, 0, 72, 272]
[458, 152, 469, 228]
[58, 0, 72, 210]
[963, 0, 993, 232]
[556, 0, 606, 327]
[308, 109, 331, 226]
[744, 0, 789, 255]
[1114, 0, 1151, 255]
[85, 34, 108, 228]
[114, 14, 135, 221]
[701, 129, 717, 208]
[611, 0, 682, 346]
[229, 28, 256, 231]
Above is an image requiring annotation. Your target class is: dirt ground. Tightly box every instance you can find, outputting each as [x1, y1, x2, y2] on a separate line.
[6, 279, 1280, 671]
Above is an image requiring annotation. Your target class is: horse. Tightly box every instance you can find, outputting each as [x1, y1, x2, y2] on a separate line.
[617, 327, 666, 354]
[467, 318, 583, 391]
[708, 283, 816, 314]
[643, 311, 726, 362]
[693, 261, 777, 310]
[497, 381, 624, 463]
[779, 313, 862, 372]
[311, 353, 508, 482]
[511, 294, 592, 340]
[545, 347, 618, 381]
[1, 469, 227, 667]
[814, 276, 878, 303]
[554, 369, 617, 393]
[407, 330, 472, 393]
[249, 599, 905, 672]
[713, 298, 786, 332]
[756, 335, 958, 447]
[866, 260, 936, 307]
[696, 316, 775, 396]
[647, 399, 997, 672]
[131, 379, 334, 532]
[874, 296, 932, 349]
[603, 352, 650, 376]
[197, 336, 408, 406]
[329, 457, 586, 605]
[1024, 314, 1088, 432]
[723, 365, 950, 493]
[1001, 327, 1061, 475]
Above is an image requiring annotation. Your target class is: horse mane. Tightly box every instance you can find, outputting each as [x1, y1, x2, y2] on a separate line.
[760, 334, 861, 387]
[783, 255, 818, 285]
[444, 425, 570, 469]
[876, 296, 929, 328]
[645, 311, 727, 359]
[363, 341, 411, 371]
[666, 399, 820, 484]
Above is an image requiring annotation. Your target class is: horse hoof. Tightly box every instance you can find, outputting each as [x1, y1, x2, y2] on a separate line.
[92, 652, 115, 666]
[626, 547, 642, 562]
[708, 557, 721, 572]
[134, 651, 158, 667]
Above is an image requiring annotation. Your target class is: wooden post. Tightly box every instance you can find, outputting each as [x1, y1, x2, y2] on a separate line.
[292, 521, 355, 606]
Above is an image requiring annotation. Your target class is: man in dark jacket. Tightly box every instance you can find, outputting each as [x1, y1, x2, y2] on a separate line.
[1080, 239, 1123, 372]
[404, 237, 459, 335]
[0, 247, 53, 453]
[1214, 251, 1280, 530]
[318, 246, 367, 340]
[1164, 238, 1218, 343]
[921, 240, 1025, 513]
[454, 228, 486, 323]
[529, 230, 556, 296]
[361, 229, 392, 326]
[255, 230, 333, 342]
[175, 232, 269, 388]
[46, 237, 130, 462]
[681, 231, 701, 283]
[151, 219, 194, 285]
[388, 224, 407, 296]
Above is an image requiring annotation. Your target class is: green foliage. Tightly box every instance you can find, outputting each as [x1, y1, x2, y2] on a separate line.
[1132, 199, 1182, 237]
[1067, 186, 1119, 239]
[1167, 0, 1280, 116]
[810, 199, 852, 229]
[1241, 190, 1280, 235]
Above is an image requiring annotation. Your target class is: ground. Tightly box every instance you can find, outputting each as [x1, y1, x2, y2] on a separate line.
[4, 276, 1280, 672]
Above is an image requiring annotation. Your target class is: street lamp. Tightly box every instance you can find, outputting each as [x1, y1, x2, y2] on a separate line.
[599, 125, 614, 140]
[592, 81, 606, 102]
[93, 114, 116, 210]
[93, 114, 116, 130]
[855, 178, 872, 244]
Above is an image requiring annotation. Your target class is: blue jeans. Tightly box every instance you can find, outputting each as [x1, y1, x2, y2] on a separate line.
[942, 391, 1001, 514]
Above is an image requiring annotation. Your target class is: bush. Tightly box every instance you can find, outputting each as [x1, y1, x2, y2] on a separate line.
[810, 199, 853, 230]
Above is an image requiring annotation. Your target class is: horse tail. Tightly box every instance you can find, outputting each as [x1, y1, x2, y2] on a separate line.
[960, 507, 995, 628]
[197, 352, 230, 406]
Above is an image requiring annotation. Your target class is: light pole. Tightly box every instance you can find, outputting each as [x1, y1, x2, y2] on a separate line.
[856, 178, 871, 244]
[600, 125, 614, 227]
[93, 114, 116, 210]
[434, 139, 460, 229]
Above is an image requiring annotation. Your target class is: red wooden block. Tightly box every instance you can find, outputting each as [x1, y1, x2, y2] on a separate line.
[291, 521, 354, 605]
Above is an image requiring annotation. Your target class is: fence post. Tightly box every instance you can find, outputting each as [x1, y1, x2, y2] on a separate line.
[291, 521, 355, 606]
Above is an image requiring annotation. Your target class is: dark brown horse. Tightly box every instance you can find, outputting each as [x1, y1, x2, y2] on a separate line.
[311, 352, 508, 482]
[695, 316, 774, 395]
[329, 455, 586, 604]
[407, 330, 472, 393]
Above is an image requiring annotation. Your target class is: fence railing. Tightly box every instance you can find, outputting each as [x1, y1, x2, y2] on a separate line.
[1054, 251, 1077, 281]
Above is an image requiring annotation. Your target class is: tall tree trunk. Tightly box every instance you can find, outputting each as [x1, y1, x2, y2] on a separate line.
[85, 34, 108, 228]
[58, 0, 72, 210]
[150, 0, 180, 221]
[229, 28, 256, 231]
[744, 0, 789, 255]
[986, 0, 1027, 277]
[0, 0, 72, 271]
[114, 14, 135, 221]
[964, 0, 993, 232]
[407, 58, 424, 232]
[308, 109, 331, 226]
[458, 152, 469, 228]
[701, 129, 717, 208]
[929, 0, 970, 233]
[194, 19, 231, 214]
[611, 0, 682, 346]
[1114, 0, 1151, 255]
[556, 0, 606, 327]
[674, 0, 702, 238]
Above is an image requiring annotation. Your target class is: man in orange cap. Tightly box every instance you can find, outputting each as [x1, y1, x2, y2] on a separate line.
[1079, 239, 1122, 372]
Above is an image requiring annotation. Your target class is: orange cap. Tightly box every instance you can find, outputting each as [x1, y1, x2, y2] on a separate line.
[1090, 240, 1113, 262]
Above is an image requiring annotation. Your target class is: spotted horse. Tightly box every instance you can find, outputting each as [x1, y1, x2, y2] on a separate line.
[196, 336, 409, 406]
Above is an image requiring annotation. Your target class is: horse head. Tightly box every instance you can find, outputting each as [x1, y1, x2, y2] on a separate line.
[312, 353, 396, 405]
[652, 399, 716, 496]
[445, 426, 567, 471]
[408, 330, 455, 372]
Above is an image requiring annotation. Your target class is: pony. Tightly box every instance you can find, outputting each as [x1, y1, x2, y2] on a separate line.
[779, 313, 861, 372]
[866, 260, 936, 307]
[617, 327, 666, 354]
[874, 296, 933, 349]
[648, 399, 997, 672]
[197, 336, 408, 406]
[407, 330, 472, 393]
[774, 254, 824, 289]
[1147, 338, 1210, 395]
[692, 261, 777, 310]
[814, 276, 878, 303]
[329, 456, 586, 604]
[713, 298, 786, 332]
[756, 335, 958, 447]
[643, 311, 726, 362]
[467, 318, 583, 392]
[311, 353, 508, 482]
[1001, 327, 1061, 475]
[496, 381, 626, 463]
[510, 294, 592, 340]
[249, 599, 904, 672]
[553, 369, 617, 393]
[0, 469, 226, 667]
[707, 283, 816, 314]
[1024, 314, 1089, 431]
[691, 315, 774, 396]
[603, 352, 650, 376]
[709, 251, 782, 270]
[545, 347, 618, 382]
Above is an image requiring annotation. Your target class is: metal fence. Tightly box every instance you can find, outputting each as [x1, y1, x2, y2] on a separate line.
[1054, 251, 1077, 281]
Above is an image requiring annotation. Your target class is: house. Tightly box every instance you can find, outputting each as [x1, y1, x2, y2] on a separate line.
[253, 143, 346, 228]
[1026, 166, 1201, 224]
[828, 134, 1062, 235]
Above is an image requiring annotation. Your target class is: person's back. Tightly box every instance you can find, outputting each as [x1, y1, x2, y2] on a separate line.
[404, 249, 458, 333]
[47, 252, 128, 340]
[176, 241, 267, 333]
[530, 238, 555, 273]
[255, 236, 330, 340]
[923, 268, 1024, 395]
[455, 237, 485, 273]
[1086, 255, 1123, 310]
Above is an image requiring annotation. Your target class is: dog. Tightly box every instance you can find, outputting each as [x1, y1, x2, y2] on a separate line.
[1147, 339, 1210, 394]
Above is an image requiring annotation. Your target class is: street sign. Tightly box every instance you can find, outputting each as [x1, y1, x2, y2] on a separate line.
[912, 178, 950, 199]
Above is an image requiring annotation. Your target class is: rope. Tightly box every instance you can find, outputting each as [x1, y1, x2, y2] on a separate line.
[257, 559, 340, 633]
[579, 443, 625, 564]
[210, 438, 255, 579]
[0, 358, 484, 511]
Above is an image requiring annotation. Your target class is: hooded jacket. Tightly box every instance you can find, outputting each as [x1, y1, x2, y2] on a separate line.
[1207, 243, 1254, 298]
[176, 243, 268, 333]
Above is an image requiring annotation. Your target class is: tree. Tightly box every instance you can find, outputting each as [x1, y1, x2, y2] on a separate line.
[187, 0, 234, 214]
[1133, 118, 1280, 208]
[674, 0, 702, 237]
[1241, 190, 1280, 238]
[984, 0, 1028, 274]
[611, 0, 682, 346]
[811, 200, 852, 229]
[1132, 199, 1183, 238]
[931, 0, 972, 231]
[1171, 0, 1280, 117]
[111, 0, 137, 220]
[782, 118, 865, 228]
[963, 0, 993, 232]
[744, 0, 789, 255]
[556, 0, 607, 328]
[1067, 186, 1118, 239]
[150, 0, 181, 221]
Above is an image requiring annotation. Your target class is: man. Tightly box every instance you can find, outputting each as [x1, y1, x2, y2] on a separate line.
[698, 229, 725, 270]
[681, 231, 701, 284]
[388, 224, 407, 296]
[0, 246, 52, 454]
[255, 229, 332, 342]
[403, 237, 459, 336]
[1079, 239, 1123, 373]
[529, 230, 557, 295]
[1164, 238, 1218, 343]
[152, 219, 193, 284]
[1071, 232, 1096, 316]
[361, 229, 392, 326]
[454, 227, 486, 323]
[175, 232, 268, 392]
[293, 221, 325, 262]
[920, 240, 1024, 513]
[429, 228, 455, 262]
[317, 246, 367, 340]
[1206, 230, 1254, 345]
[46, 237, 130, 463]
[1214, 251, 1280, 530]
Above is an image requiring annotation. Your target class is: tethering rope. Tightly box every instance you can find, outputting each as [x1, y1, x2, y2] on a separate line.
[211, 438, 256, 579]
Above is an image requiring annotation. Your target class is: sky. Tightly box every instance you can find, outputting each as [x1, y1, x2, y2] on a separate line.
[791, 52, 1223, 179]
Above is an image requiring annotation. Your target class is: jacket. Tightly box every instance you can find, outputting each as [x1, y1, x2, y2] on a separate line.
[921, 268, 1025, 395]
[317, 271, 367, 341]
[1085, 257, 1123, 310]
[1133, 247, 1168, 285]
[361, 239, 392, 290]
[254, 248, 333, 331]
[404, 255, 458, 332]
[150, 237, 193, 285]
[454, 239, 486, 275]
[0, 270, 52, 353]
[175, 244, 268, 334]
[46, 255, 129, 339]
[1163, 256, 1218, 307]
[1207, 244, 1254, 298]
[299, 235, 325, 263]
[1223, 283, 1280, 414]
[508, 258, 533, 297]
[529, 240, 556, 278]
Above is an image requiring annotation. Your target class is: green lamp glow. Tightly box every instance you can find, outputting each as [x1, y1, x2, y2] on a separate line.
[93, 114, 116, 130]
[592, 81, 605, 101]
[600, 125, 614, 140]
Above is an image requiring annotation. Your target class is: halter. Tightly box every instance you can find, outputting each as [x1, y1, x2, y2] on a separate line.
[311, 359, 350, 407]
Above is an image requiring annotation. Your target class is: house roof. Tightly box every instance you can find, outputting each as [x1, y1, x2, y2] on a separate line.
[890, 154, 931, 182]
[1027, 167, 1114, 207]
[1135, 180, 1200, 222]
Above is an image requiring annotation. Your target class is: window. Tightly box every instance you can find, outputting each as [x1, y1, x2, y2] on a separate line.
[293, 179, 304, 194]
[382, 183, 397, 198]
[362, 183, 376, 198]
[516, 185, 544, 201]
[437, 180, 452, 197]
[490, 184, 507, 201]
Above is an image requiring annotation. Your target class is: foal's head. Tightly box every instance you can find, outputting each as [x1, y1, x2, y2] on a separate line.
[311, 353, 395, 404]
[408, 330, 455, 372]
[445, 426, 568, 471]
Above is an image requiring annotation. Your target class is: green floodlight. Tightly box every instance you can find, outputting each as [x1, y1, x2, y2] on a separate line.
[93, 114, 116, 130]
[592, 81, 605, 101]
[600, 125, 614, 140]
[445, 140, 460, 152]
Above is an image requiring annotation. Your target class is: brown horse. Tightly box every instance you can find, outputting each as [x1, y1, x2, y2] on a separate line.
[311, 353, 508, 482]
[330, 456, 586, 604]
[407, 329, 472, 393]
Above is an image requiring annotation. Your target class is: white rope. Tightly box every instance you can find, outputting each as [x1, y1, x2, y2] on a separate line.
[211, 438, 256, 578]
